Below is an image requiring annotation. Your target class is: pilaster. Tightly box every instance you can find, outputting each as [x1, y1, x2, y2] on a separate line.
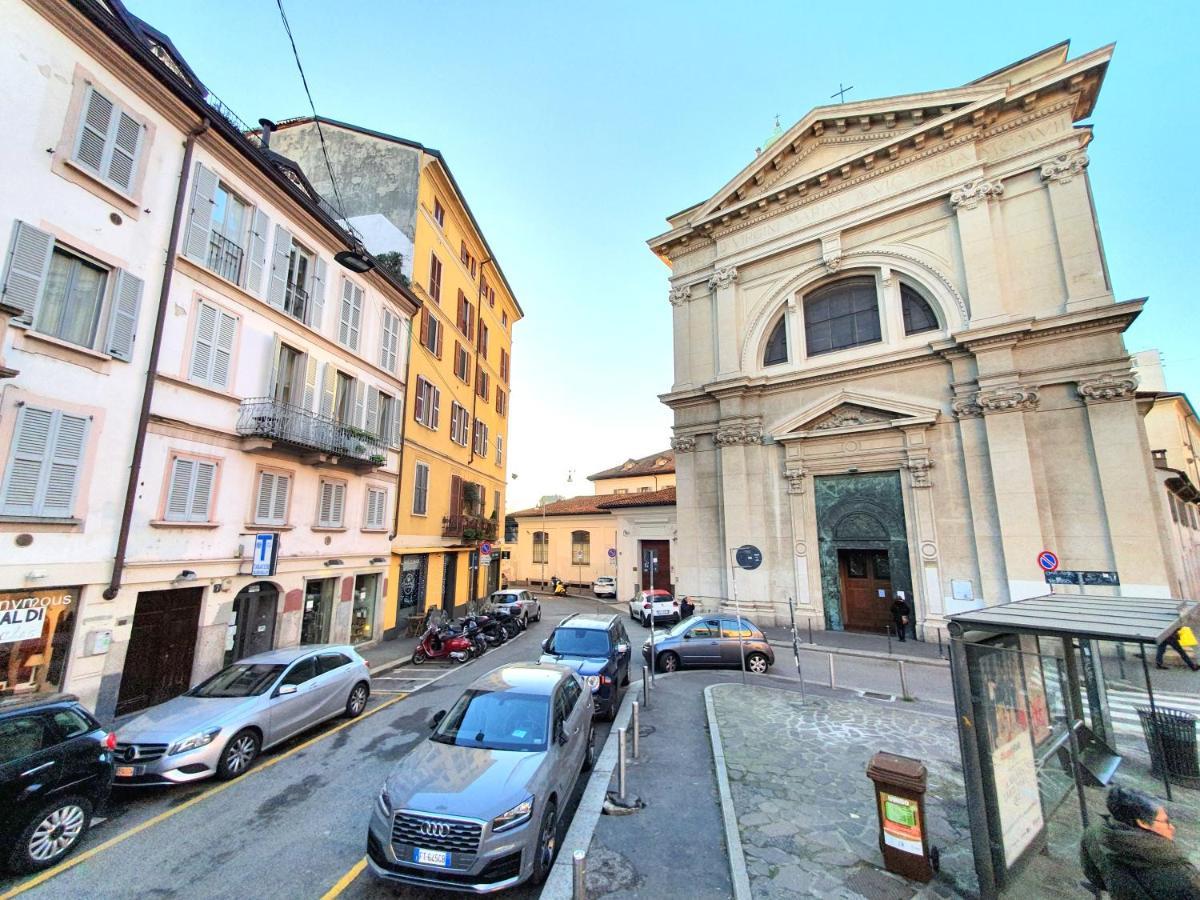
[950, 178, 1008, 324]
[710, 266, 739, 377]
[669, 285, 693, 390]
[1041, 151, 1109, 309]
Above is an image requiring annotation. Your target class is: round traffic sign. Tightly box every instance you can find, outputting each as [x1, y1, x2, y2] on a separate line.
[735, 545, 763, 570]
[1037, 550, 1059, 572]
[479, 540, 493, 555]
[607, 548, 617, 559]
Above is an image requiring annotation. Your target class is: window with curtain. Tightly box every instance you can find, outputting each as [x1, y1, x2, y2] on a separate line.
[803, 277, 881, 356]
[901, 284, 939, 335]
[533, 531, 548, 564]
[38, 247, 108, 348]
[571, 531, 590, 566]
[763, 316, 787, 366]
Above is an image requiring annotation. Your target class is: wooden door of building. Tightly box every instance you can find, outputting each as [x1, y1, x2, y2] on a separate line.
[838, 549, 893, 633]
[116, 588, 203, 716]
[442, 552, 458, 612]
[227, 583, 278, 665]
[640, 540, 671, 591]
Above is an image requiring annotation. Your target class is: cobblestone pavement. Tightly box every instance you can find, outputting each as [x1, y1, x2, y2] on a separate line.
[711, 684, 975, 899]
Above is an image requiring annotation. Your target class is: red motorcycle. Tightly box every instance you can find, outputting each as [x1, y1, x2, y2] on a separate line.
[411, 622, 474, 664]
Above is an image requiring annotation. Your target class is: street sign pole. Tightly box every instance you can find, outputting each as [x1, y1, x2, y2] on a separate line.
[787, 595, 807, 704]
[729, 547, 747, 686]
[648, 551, 656, 686]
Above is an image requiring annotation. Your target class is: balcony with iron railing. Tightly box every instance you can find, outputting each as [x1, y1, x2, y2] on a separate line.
[207, 231, 244, 284]
[441, 513, 499, 542]
[236, 397, 387, 469]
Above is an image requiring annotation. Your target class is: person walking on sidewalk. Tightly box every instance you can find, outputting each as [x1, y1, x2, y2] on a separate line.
[1080, 785, 1200, 899]
[1155, 628, 1200, 671]
[679, 595, 695, 620]
[890, 592, 911, 642]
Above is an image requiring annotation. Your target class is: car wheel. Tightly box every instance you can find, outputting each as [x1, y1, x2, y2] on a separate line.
[8, 796, 92, 873]
[216, 729, 260, 780]
[531, 799, 559, 885]
[411, 649, 427, 665]
[345, 681, 369, 717]
[621, 666, 630, 687]
[641, 614, 650, 628]
[659, 651, 680, 674]
[582, 725, 596, 772]
[747, 652, 769, 675]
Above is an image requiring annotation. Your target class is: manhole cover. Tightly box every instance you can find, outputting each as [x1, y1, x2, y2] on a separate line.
[843, 864, 913, 900]
[860, 690, 896, 701]
[638, 725, 656, 737]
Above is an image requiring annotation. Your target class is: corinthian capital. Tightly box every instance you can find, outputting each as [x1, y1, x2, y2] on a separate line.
[668, 285, 692, 307]
[1041, 151, 1089, 184]
[950, 179, 1004, 210]
[1077, 373, 1138, 404]
[714, 422, 763, 446]
[708, 266, 738, 290]
[977, 385, 1039, 414]
[670, 435, 697, 453]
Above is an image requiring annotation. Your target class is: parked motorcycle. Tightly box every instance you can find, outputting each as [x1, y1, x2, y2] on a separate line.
[492, 605, 526, 633]
[411, 622, 474, 664]
[465, 612, 510, 646]
[551, 576, 568, 597]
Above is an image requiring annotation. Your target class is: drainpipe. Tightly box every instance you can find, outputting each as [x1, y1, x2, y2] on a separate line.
[104, 119, 210, 600]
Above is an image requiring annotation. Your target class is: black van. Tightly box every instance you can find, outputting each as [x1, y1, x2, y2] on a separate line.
[0, 694, 115, 872]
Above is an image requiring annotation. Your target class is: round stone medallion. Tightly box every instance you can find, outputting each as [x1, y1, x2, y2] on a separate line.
[795, 541, 807, 557]
[921, 542, 938, 558]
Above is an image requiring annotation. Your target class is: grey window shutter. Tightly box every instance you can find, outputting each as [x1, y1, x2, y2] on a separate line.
[338, 278, 354, 346]
[350, 285, 363, 349]
[105, 269, 143, 361]
[106, 112, 142, 192]
[431, 385, 440, 430]
[255, 471, 275, 522]
[190, 300, 217, 383]
[211, 309, 237, 389]
[0, 406, 54, 516]
[1, 221, 54, 323]
[319, 363, 336, 418]
[352, 379, 366, 427]
[245, 208, 269, 294]
[332, 482, 346, 526]
[74, 85, 114, 174]
[380, 309, 397, 371]
[190, 461, 216, 521]
[302, 354, 319, 410]
[40, 411, 89, 517]
[267, 225, 293, 309]
[392, 395, 403, 447]
[273, 474, 290, 523]
[183, 162, 218, 264]
[309, 256, 327, 330]
[266, 335, 281, 398]
[165, 457, 194, 521]
[366, 387, 380, 436]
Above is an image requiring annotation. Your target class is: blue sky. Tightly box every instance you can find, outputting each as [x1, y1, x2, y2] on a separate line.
[127, 0, 1200, 510]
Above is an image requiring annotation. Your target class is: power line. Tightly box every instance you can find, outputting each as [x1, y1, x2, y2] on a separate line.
[273, 0, 352, 230]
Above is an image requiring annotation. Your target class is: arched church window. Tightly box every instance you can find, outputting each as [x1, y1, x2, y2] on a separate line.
[763, 317, 788, 366]
[901, 284, 939, 335]
[803, 277, 881, 356]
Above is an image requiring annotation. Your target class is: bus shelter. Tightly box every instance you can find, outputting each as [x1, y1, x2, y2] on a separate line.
[946, 593, 1199, 898]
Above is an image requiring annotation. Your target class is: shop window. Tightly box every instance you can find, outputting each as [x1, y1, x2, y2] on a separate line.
[0, 586, 79, 698]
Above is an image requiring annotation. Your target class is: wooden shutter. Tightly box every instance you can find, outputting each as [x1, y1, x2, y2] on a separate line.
[419, 309, 430, 349]
[414, 378, 425, 425]
[0, 408, 90, 518]
[302, 354, 319, 410]
[75, 86, 114, 174]
[106, 111, 141, 191]
[430, 384, 440, 429]
[183, 162, 218, 263]
[319, 363, 336, 418]
[338, 278, 354, 346]
[413, 463, 428, 515]
[309, 256, 327, 330]
[105, 269, 143, 361]
[380, 309, 397, 370]
[366, 387, 380, 436]
[391, 395, 403, 447]
[318, 480, 334, 526]
[255, 471, 276, 522]
[331, 482, 346, 526]
[2, 221, 54, 323]
[272, 474, 290, 523]
[450, 475, 463, 515]
[435, 317, 443, 358]
[267, 225, 292, 309]
[350, 285, 363, 348]
[211, 308, 236, 389]
[190, 301, 217, 383]
[189, 461, 215, 521]
[352, 379, 366, 427]
[245, 208, 269, 294]
[165, 457, 194, 521]
[266, 335, 282, 398]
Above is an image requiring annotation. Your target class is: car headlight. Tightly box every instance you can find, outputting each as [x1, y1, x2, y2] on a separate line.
[585, 675, 600, 692]
[168, 727, 220, 755]
[492, 797, 534, 833]
[377, 787, 392, 816]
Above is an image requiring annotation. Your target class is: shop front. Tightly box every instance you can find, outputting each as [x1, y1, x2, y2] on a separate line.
[0, 586, 80, 697]
[351, 573, 380, 645]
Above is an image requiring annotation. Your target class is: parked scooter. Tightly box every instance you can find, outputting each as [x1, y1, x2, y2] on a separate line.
[551, 576, 568, 597]
[491, 604, 526, 633]
[411, 622, 474, 664]
[465, 611, 510, 646]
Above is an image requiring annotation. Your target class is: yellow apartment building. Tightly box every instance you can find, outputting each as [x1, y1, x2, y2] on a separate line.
[271, 119, 522, 638]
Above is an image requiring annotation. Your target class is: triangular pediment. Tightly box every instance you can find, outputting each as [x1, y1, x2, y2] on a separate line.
[769, 390, 940, 440]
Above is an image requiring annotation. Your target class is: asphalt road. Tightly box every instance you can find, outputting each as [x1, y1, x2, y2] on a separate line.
[0, 595, 649, 900]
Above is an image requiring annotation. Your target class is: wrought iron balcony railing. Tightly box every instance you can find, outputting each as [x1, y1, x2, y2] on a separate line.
[207, 231, 244, 284]
[441, 514, 499, 541]
[237, 397, 386, 463]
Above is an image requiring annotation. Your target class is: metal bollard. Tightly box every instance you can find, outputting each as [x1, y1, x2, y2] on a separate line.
[808, 617, 813, 644]
[886, 624, 893, 656]
[898, 659, 911, 701]
[617, 727, 627, 801]
[642, 665, 650, 708]
[937, 629, 945, 660]
[827, 652, 836, 689]
[572, 849, 587, 900]
[632, 701, 640, 759]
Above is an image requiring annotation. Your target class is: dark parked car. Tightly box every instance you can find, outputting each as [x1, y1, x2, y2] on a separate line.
[540, 613, 631, 720]
[0, 693, 115, 873]
[643, 615, 775, 674]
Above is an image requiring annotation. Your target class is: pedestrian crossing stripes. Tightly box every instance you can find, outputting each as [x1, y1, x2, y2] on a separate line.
[1106, 687, 1200, 735]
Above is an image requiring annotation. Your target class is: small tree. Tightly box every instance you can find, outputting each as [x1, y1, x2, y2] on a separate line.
[374, 251, 409, 285]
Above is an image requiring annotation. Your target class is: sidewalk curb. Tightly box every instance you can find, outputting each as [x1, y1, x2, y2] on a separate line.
[768, 640, 949, 668]
[540, 682, 639, 900]
[704, 684, 752, 900]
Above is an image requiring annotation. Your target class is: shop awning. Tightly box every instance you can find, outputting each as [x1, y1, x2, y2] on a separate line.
[948, 593, 1199, 644]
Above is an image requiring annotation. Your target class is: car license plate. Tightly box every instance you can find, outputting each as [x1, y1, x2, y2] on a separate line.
[413, 848, 449, 867]
[115, 765, 142, 778]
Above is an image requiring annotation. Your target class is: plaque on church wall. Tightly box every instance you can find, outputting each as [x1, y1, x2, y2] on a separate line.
[951, 580, 974, 601]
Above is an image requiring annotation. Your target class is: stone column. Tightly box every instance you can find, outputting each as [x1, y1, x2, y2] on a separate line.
[1041, 151, 1109, 309]
[901, 429, 944, 626]
[978, 384, 1047, 601]
[1078, 374, 1172, 595]
[950, 179, 1007, 324]
[710, 266, 740, 378]
[715, 420, 770, 617]
[669, 285, 693, 390]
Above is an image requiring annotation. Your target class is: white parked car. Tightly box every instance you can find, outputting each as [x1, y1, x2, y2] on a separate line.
[628, 589, 680, 627]
[487, 589, 542, 624]
[591, 576, 617, 598]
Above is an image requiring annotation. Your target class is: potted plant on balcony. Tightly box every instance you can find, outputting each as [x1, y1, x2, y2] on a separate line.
[369, 453, 386, 467]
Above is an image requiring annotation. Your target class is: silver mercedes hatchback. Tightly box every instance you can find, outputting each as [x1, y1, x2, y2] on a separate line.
[367, 662, 594, 893]
[113, 645, 370, 785]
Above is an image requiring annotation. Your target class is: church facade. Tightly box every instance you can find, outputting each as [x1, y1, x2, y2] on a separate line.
[649, 43, 1176, 633]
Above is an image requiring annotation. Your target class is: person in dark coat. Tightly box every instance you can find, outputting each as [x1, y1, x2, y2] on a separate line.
[890, 592, 911, 642]
[1080, 785, 1200, 899]
[678, 596, 695, 619]
[1156, 627, 1199, 671]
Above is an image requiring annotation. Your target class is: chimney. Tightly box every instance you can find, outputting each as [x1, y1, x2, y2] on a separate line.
[258, 118, 276, 148]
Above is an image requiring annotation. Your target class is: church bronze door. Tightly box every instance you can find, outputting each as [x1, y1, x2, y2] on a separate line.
[838, 550, 894, 633]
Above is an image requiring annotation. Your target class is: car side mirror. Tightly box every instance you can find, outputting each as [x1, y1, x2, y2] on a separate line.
[431, 710, 446, 729]
[616, 643, 629, 655]
[277, 684, 298, 696]
[682, 633, 692, 640]
[541, 638, 551, 653]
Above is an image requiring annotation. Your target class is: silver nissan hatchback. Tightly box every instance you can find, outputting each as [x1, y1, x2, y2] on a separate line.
[367, 662, 594, 893]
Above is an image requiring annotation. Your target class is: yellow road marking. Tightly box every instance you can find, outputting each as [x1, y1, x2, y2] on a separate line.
[319, 857, 367, 900]
[0, 694, 408, 900]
